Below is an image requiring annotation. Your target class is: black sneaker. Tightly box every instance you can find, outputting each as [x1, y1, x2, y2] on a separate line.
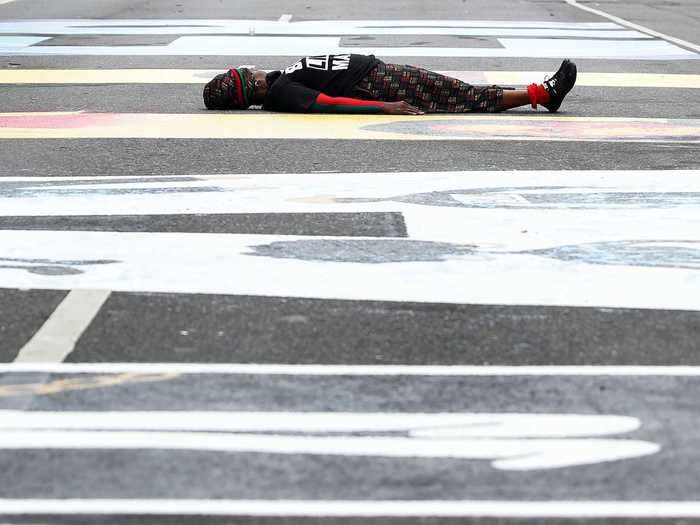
[543, 59, 577, 113]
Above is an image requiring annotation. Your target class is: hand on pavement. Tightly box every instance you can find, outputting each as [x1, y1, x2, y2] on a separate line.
[382, 101, 425, 115]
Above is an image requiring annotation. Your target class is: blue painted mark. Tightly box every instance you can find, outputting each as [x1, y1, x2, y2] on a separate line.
[0, 258, 119, 276]
[523, 241, 700, 270]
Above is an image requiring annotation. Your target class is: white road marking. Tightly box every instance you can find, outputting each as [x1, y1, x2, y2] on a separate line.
[0, 36, 48, 47]
[278, 14, 293, 23]
[3, 169, 697, 217]
[0, 411, 640, 436]
[0, 230, 698, 310]
[2, 363, 700, 376]
[13, 289, 111, 363]
[6, 37, 688, 59]
[2, 499, 700, 518]
[0, 0, 16, 5]
[1, 171, 699, 310]
[565, 0, 700, 54]
[0, 19, 693, 59]
[0, 431, 657, 470]
[0, 411, 655, 471]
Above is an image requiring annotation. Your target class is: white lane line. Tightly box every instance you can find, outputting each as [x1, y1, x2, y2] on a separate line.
[13, 289, 111, 363]
[1, 499, 700, 518]
[278, 14, 293, 23]
[565, 0, 700, 54]
[2, 363, 700, 376]
[0, 0, 16, 5]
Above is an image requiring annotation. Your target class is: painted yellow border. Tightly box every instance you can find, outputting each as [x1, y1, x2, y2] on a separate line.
[1, 70, 699, 88]
[1, 112, 699, 142]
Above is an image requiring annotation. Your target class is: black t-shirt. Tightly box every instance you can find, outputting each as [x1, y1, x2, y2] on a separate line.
[263, 54, 381, 113]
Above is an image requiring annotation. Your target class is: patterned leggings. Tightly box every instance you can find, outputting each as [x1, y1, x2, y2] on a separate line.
[355, 62, 504, 113]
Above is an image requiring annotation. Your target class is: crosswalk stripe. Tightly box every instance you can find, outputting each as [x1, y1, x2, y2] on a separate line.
[1, 113, 699, 142]
[2, 69, 699, 88]
[12, 289, 111, 363]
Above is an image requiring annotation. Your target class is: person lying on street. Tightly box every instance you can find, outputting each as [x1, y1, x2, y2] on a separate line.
[203, 54, 577, 115]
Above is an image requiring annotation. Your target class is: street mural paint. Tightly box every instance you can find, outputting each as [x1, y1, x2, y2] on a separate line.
[1, 171, 700, 310]
[528, 241, 700, 270]
[338, 188, 700, 209]
[0, 374, 178, 398]
[251, 239, 476, 263]
[0, 257, 119, 276]
[1, 230, 700, 310]
[0, 19, 694, 59]
[2, 113, 700, 143]
[248, 239, 700, 270]
[0, 370, 694, 504]
[361, 118, 700, 142]
[1, 171, 699, 216]
[0, 411, 659, 471]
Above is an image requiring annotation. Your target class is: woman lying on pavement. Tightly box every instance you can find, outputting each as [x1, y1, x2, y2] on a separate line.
[203, 54, 576, 115]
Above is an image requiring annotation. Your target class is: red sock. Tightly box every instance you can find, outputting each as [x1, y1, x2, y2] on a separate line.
[527, 83, 550, 109]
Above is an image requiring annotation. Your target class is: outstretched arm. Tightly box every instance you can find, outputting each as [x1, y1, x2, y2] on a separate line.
[310, 93, 423, 115]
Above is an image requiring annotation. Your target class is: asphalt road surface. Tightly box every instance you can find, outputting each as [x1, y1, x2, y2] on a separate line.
[1, 0, 700, 523]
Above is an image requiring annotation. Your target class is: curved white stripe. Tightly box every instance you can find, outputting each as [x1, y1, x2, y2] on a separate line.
[564, 0, 700, 53]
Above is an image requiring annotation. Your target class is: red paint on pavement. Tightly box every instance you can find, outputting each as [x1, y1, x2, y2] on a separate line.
[0, 113, 118, 129]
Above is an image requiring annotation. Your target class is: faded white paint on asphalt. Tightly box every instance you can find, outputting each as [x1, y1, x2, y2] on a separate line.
[0, 19, 694, 58]
[13, 289, 111, 363]
[1, 171, 699, 310]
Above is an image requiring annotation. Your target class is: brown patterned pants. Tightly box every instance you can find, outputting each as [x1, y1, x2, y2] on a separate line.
[356, 62, 504, 113]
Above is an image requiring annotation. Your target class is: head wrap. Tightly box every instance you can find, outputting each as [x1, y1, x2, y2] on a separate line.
[203, 67, 254, 110]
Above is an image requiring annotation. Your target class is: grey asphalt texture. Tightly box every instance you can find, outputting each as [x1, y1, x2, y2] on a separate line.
[1, 0, 700, 522]
[0, 212, 408, 236]
[64, 293, 700, 365]
[0, 373, 696, 500]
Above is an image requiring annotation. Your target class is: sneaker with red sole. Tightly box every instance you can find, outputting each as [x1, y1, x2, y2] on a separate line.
[543, 59, 577, 113]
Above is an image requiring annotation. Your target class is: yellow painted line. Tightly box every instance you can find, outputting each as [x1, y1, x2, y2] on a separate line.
[0, 69, 223, 84]
[1, 69, 700, 89]
[1, 112, 699, 143]
[0, 373, 178, 398]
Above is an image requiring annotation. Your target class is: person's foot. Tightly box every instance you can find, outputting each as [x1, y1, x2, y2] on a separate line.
[543, 59, 577, 113]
